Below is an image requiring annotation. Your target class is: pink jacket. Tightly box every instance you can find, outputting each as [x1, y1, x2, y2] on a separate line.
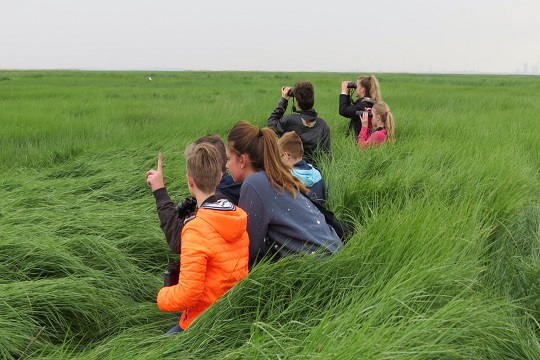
[358, 127, 387, 149]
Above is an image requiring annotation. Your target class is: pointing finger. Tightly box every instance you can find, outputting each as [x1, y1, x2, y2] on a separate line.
[157, 153, 162, 172]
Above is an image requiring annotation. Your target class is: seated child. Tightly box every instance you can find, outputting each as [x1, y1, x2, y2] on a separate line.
[146, 134, 242, 254]
[267, 80, 332, 167]
[156, 142, 249, 334]
[358, 102, 395, 149]
[278, 131, 327, 205]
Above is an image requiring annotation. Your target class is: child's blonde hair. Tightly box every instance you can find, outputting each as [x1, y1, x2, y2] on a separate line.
[278, 131, 304, 160]
[372, 102, 395, 142]
[185, 143, 222, 193]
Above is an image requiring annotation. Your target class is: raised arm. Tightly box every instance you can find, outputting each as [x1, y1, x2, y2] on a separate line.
[146, 153, 194, 253]
[267, 86, 291, 134]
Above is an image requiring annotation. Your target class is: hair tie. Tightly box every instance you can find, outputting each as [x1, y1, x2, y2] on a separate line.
[386, 110, 390, 115]
[258, 129, 263, 137]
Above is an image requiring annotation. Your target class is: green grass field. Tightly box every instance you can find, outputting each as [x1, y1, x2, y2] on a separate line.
[1, 70, 539, 359]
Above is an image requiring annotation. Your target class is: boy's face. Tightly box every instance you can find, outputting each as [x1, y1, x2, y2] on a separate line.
[280, 151, 294, 167]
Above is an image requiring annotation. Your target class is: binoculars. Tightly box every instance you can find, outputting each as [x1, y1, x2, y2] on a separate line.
[164, 260, 180, 287]
[176, 197, 197, 217]
[356, 110, 373, 118]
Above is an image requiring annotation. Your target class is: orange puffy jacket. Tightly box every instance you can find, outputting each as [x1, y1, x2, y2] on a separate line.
[156, 199, 249, 330]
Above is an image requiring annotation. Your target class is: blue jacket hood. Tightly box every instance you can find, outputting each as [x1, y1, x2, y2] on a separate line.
[292, 160, 322, 187]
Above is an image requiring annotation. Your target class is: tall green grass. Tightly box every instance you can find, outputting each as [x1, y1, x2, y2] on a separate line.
[1, 70, 539, 359]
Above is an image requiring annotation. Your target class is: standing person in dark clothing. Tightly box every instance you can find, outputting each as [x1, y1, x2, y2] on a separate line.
[339, 75, 382, 138]
[268, 81, 332, 167]
[146, 134, 242, 254]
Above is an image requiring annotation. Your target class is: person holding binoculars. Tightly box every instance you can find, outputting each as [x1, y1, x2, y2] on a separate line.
[357, 102, 395, 149]
[268, 81, 332, 168]
[339, 75, 382, 138]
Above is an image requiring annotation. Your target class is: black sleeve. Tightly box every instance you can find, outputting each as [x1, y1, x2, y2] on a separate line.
[152, 187, 188, 254]
[339, 94, 359, 118]
[267, 97, 288, 134]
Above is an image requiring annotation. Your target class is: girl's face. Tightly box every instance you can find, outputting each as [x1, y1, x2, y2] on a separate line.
[226, 148, 245, 182]
[372, 110, 383, 128]
[355, 83, 366, 98]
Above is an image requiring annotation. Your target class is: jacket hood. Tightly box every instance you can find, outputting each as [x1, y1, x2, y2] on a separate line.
[216, 174, 241, 204]
[299, 108, 318, 127]
[292, 160, 322, 187]
[300, 108, 318, 117]
[198, 199, 247, 242]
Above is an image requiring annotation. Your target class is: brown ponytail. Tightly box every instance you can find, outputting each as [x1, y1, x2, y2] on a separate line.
[227, 121, 307, 196]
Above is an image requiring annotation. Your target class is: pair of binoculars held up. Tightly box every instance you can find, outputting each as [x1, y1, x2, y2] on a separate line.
[356, 110, 372, 118]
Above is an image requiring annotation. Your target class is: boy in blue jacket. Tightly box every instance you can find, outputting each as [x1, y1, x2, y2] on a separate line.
[278, 131, 327, 205]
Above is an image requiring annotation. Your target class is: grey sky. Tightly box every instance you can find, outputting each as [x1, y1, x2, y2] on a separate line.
[1, 0, 539, 74]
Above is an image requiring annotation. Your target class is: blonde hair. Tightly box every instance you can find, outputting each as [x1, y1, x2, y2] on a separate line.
[278, 131, 304, 160]
[227, 121, 308, 197]
[358, 75, 382, 102]
[184, 142, 222, 193]
[193, 134, 227, 174]
[372, 102, 395, 142]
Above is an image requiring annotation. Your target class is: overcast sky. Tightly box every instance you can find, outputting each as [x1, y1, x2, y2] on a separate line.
[1, 0, 539, 74]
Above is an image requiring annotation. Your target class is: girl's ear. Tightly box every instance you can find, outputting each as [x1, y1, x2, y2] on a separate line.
[239, 154, 246, 169]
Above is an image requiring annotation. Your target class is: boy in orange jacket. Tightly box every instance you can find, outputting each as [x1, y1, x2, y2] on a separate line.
[156, 142, 249, 334]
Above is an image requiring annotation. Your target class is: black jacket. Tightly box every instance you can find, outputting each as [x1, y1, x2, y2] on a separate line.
[152, 174, 242, 253]
[339, 94, 375, 138]
[268, 97, 332, 166]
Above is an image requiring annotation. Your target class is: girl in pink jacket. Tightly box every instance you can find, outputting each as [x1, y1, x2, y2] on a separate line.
[358, 102, 395, 149]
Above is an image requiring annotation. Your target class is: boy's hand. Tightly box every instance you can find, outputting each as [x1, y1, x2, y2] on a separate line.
[146, 153, 165, 192]
[281, 86, 292, 100]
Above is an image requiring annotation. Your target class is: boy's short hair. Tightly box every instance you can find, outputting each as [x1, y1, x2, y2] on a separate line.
[193, 134, 227, 174]
[293, 81, 314, 110]
[278, 131, 304, 159]
[185, 143, 222, 193]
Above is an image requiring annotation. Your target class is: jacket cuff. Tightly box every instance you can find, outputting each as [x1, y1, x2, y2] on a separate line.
[153, 187, 173, 206]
